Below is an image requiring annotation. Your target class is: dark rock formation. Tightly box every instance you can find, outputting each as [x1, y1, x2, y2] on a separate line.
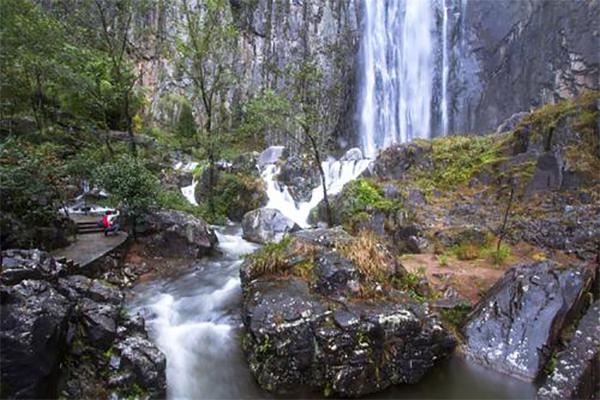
[242, 208, 299, 244]
[362, 142, 433, 180]
[463, 261, 594, 381]
[240, 228, 455, 397]
[0, 280, 71, 399]
[450, 0, 599, 135]
[276, 154, 320, 203]
[138, 210, 218, 258]
[0, 249, 166, 399]
[537, 300, 600, 400]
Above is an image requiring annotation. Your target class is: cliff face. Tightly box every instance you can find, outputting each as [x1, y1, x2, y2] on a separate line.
[229, 0, 360, 148]
[136, 0, 598, 149]
[451, 0, 600, 134]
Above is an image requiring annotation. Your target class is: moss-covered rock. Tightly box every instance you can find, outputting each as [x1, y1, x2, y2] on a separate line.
[195, 170, 267, 222]
[240, 228, 455, 397]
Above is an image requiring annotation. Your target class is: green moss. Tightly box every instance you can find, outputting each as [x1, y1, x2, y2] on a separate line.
[514, 90, 599, 152]
[207, 171, 267, 222]
[440, 301, 472, 328]
[157, 189, 208, 220]
[337, 178, 402, 229]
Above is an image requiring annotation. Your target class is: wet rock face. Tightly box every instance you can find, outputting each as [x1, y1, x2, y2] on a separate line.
[240, 228, 455, 397]
[0, 250, 166, 399]
[0, 280, 71, 399]
[140, 210, 218, 258]
[538, 300, 600, 400]
[363, 142, 433, 180]
[276, 154, 321, 203]
[242, 208, 299, 244]
[258, 146, 287, 169]
[463, 261, 593, 381]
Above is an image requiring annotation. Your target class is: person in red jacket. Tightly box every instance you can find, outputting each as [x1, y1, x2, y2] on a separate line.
[99, 210, 120, 236]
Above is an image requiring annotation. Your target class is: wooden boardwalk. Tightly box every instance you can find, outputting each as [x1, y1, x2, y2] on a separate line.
[52, 215, 128, 268]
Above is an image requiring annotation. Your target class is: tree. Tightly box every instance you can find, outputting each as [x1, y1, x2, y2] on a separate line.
[178, 0, 238, 213]
[0, 0, 66, 131]
[290, 59, 334, 226]
[94, 155, 159, 237]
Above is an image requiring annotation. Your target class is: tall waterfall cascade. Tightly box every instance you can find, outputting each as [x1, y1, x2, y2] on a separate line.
[358, 0, 464, 157]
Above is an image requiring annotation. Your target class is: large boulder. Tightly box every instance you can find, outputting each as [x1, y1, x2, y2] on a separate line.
[362, 141, 432, 180]
[258, 145, 286, 168]
[240, 228, 455, 397]
[140, 210, 218, 257]
[463, 261, 594, 381]
[276, 153, 320, 203]
[0, 280, 71, 399]
[242, 208, 300, 244]
[0, 250, 167, 399]
[537, 300, 600, 400]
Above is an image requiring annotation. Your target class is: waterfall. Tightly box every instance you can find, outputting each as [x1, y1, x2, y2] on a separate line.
[441, 0, 449, 136]
[359, 0, 435, 157]
[262, 154, 371, 228]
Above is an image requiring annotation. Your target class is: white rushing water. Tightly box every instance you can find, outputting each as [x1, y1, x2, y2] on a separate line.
[128, 225, 265, 399]
[359, 0, 435, 157]
[262, 155, 371, 228]
[181, 180, 198, 206]
[441, 0, 449, 136]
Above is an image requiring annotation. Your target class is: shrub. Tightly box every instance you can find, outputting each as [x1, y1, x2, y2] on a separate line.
[454, 243, 480, 260]
[487, 244, 511, 265]
[437, 253, 450, 267]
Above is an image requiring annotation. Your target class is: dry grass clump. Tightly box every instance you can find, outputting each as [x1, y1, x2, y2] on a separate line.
[337, 230, 395, 282]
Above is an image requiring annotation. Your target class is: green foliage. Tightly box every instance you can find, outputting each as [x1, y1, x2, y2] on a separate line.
[202, 171, 266, 223]
[336, 179, 400, 230]
[94, 155, 159, 217]
[244, 236, 293, 279]
[238, 89, 290, 147]
[440, 301, 472, 328]
[437, 253, 450, 267]
[157, 189, 204, 219]
[0, 138, 66, 228]
[486, 243, 512, 265]
[175, 101, 197, 138]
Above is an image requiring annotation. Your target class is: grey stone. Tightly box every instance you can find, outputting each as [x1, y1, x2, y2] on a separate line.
[242, 208, 300, 244]
[258, 146, 286, 168]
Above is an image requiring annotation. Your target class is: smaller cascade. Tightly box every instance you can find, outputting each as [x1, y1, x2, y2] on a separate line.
[261, 147, 371, 228]
[181, 180, 198, 205]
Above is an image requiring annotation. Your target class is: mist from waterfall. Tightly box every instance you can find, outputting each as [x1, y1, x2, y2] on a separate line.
[358, 0, 435, 158]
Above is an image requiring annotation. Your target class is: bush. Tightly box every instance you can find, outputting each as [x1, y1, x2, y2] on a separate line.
[454, 243, 481, 260]
[94, 155, 159, 219]
[486, 244, 511, 265]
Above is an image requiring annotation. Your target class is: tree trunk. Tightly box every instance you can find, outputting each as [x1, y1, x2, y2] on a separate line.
[306, 130, 332, 227]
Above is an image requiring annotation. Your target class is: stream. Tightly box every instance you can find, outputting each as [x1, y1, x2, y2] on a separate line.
[127, 225, 536, 399]
[128, 156, 536, 399]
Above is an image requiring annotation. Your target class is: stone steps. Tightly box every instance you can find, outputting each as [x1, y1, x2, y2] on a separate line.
[76, 221, 104, 235]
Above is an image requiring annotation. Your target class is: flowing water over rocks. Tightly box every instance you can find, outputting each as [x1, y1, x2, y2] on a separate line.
[127, 223, 538, 399]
